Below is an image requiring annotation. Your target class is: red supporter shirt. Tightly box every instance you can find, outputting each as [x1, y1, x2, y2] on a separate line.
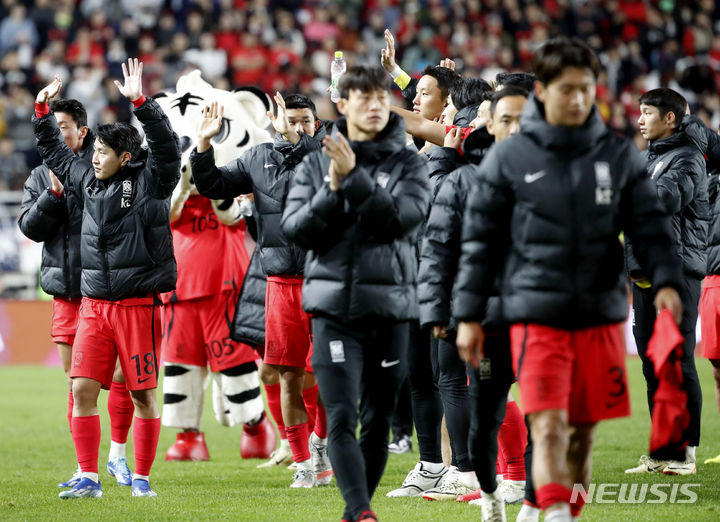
[161, 195, 250, 303]
[444, 125, 474, 155]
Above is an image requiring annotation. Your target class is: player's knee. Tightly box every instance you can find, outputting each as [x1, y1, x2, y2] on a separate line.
[531, 412, 568, 449]
[71, 379, 98, 408]
[130, 389, 157, 410]
[568, 425, 595, 456]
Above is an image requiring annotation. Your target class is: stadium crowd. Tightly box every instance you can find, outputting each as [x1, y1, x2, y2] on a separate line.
[1, 0, 720, 190]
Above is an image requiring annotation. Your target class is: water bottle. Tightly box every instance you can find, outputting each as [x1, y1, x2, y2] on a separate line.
[330, 51, 346, 103]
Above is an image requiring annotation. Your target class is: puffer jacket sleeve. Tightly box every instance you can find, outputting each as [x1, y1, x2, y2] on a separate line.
[191, 145, 254, 200]
[281, 153, 345, 252]
[135, 97, 181, 199]
[655, 151, 705, 214]
[427, 146, 463, 199]
[622, 145, 683, 291]
[339, 151, 430, 242]
[18, 167, 67, 242]
[32, 113, 86, 196]
[418, 168, 466, 327]
[452, 146, 513, 322]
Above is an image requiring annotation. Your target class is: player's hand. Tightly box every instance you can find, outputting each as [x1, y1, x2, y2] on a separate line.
[655, 286, 683, 326]
[267, 91, 300, 144]
[432, 325, 448, 339]
[114, 58, 144, 101]
[36, 75, 62, 105]
[381, 29, 398, 73]
[49, 169, 63, 195]
[197, 102, 224, 151]
[323, 133, 355, 178]
[439, 58, 456, 70]
[444, 126, 464, 150]
[456, 321, 485, 368]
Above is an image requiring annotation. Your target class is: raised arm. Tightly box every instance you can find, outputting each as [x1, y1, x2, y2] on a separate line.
[18, 167, 67, 242]
[390, 106, 448, 146]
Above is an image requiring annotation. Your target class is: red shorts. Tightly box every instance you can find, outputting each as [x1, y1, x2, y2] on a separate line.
[71, 296, 162, 391]
[265, 276, 313, 371]
[51, 297, 81, 345]
[510, 323, 630, 424]
[161, 292, 259, 372]
[700, 276, 720, 359]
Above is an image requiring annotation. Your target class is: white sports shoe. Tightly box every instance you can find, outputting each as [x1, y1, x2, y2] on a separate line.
[256, 445, 293, 468]
[516, 503, 540, 522]
[663, 459, 697, 475]
[289, 468, 316, 488]
[309, 433, 334, 486]
[624, 455, 668, 474]
[498, 479, 525, 504]
[422, 467, 477, 501]
[386, 462, 447, 497]
[470, 490, 507, 522]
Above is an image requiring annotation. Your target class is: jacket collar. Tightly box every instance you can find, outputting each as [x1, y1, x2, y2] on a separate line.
[331, 111, 407, 162]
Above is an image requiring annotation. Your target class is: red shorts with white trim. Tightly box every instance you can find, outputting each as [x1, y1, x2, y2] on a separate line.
[265, 276, 313, 372]
[71, 295, 162, 391]
[161, 291, 259, 372]
[51, 297, 81, 345]
[510, 322, 630, 424]
[700, 275, 720, 359]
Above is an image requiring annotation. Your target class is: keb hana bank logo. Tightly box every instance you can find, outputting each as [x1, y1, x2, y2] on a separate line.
[571, 483, 700, 504]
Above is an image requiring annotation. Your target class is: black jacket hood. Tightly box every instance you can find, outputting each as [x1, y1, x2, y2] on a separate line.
[332, 111, 407, 162]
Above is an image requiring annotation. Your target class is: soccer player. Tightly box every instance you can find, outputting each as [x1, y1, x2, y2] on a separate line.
[33, 59, 181, 499]
[418, 86, 529, 509]
[190, 92, 331, 488]
[281, 65, 431, 522]
[453, 38, 683, 522]
[625, 88, 708, 475]
[18, 98, 135, 489]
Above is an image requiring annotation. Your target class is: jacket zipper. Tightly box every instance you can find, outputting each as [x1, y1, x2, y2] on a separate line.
[99, 194, 112, 298]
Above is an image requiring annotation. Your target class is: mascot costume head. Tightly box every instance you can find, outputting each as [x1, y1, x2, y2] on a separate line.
[157, 71, 276, 461]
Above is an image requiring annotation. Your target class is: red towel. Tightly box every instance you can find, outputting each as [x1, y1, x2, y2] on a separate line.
[646, 309, 689, 460]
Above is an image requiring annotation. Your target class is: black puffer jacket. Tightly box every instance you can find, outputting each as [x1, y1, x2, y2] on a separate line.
[453, 98, 683, 329]
[684, 116, 720, 275]
[190, 130, 324, 276]
[281, 112, 431, 321]
[18, 135, 93, 298]
[33, 98, 181, 300]
[231, 247, 267, 347]
[625, 123, 709, 279]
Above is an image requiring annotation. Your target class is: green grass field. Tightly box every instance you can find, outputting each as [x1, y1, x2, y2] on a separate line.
[1, 357, 719, 521]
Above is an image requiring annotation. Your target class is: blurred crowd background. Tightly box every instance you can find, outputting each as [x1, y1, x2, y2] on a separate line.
[1, 0, 720, 295]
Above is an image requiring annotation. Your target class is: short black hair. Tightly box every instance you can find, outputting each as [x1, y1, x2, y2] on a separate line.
[495, 72, 536, 92]
[531, 37, 601, 85]
[49, 98, 87, 128]
[489, 85, 529, 118]
[450, 77, 492, 111]
[284, 94, 318, 120]
[95, 123, 141, 160]
[421, 65, 461, 99]
[338, 66, 391, 99]
[638, 88, 688, 129]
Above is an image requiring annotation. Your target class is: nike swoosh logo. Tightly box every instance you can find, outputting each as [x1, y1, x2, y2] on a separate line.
[381, 359, 400, 368]
[138, 376, 152, 384]
[264, 163, 276, 168]
[524, 170, 546, 183]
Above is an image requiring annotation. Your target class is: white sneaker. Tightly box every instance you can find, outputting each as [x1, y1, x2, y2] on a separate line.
[516, 503, 540, 522]
[470, 490, 507, 522]
[663, 459, 697, 475]
[289, 468, 316, 488]
[386, 462, 447, 497]
[309, 433, 334, 486]
[422, 467, 477, 501]
[256, 445, 293, 468]
[624, 455, 667, 474]
[498, 479, 525, 504]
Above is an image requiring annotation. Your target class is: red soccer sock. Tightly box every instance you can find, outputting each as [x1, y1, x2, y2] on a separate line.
[67, 391, 74, 433]
[132, 417, 161, 477]
[496, 443, 507, 476]
[109, 381, 134, 444]
[536, 483, 573, 511]
[302, 384, 318, 434]
[71, 415, 101, 473]
[286, 423, 311, 463]
[264, 383, 286, 439]
[499, 401, 528, 481]
[571, 495, 586, 517]
[314, 403, 328, 439]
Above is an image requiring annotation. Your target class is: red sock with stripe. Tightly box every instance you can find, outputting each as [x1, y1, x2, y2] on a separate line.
[499, 401, 527, 481]
[71, 415, 101, 473]
[286, 423, 311, 462]
[264, 383, 286, 439]
[109, 381, 134, 444]
[132, 417, 161, 476]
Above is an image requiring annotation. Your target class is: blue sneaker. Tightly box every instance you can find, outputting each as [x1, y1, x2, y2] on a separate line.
[131, 479, 157, 497]
[58, 468, 81, 488]
[58, 477, 102, 499]
[107, 457, 132, 486]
